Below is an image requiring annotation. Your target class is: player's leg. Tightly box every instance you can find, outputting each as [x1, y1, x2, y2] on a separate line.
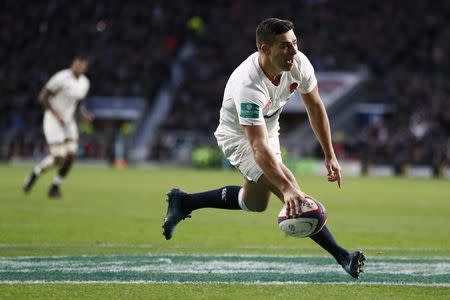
[162, 141, 276, 239]
[162, 178, 274, 240]
[48, 122, 79, 198]
[277, 163, 355, 267]
[239, 177, 272, 212]
[236, 136, 282, 212]
[162, 184, 243, 240]
[175, 175, 273, 213]
[310, 225, 365, 278]
[243, 164, 364, 272]
[277, 163, 365, 277]
[23, 154, 55, 193]
[163, 135, 283, 239]
[48, 140, 77, 198]
[23, 116, 65, 193]
[276, 163, 349, 262]
[174, 185, 243, 212]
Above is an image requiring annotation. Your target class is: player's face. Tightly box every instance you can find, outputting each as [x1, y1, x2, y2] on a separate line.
[71, 59, 89, 77]
[268, 30, 298, 71]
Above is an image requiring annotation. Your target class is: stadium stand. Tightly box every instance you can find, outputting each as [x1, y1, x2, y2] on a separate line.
[149, 0, 450, 172]
[0, 0, 176, 159]
[1, 0, 449, 172]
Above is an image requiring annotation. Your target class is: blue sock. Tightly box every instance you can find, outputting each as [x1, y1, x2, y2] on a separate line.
[182, 186, 241, 211]
[310, 226, 349, 264]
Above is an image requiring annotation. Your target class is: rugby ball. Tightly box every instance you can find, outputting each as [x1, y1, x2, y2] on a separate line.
[277, 196, 327, 238]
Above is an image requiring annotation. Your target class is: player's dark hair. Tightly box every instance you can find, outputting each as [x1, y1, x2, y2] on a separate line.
[73, 54, 89, 62]
[256, 18, 294, 50]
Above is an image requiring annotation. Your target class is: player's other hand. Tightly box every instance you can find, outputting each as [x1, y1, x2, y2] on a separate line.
[283, 186, 312, 217]
[325, 156, 342, 188]
[82, 112, 94, 123]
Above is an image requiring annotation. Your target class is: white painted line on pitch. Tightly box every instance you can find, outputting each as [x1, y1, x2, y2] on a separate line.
[1, 260, 343, 274]
[0, 258, 450, 277]
[1, 257, 450, 276]
[1, 255, 449, 286]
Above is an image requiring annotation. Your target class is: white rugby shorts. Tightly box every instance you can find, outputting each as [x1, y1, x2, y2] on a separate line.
[43, 113, 78, 156]
[215, 133, 282, 182]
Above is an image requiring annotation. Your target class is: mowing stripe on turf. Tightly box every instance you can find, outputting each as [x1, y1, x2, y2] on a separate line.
[0, 243, 448, 253]
[1, 255, 449, 286]
[0, 281, 450, 287]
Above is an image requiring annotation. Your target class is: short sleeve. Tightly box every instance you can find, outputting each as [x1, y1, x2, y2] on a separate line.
[293, 52, 317, 94]
[234, 88, 266, 126]
[45, 71, 65, 93]
[79, 78, 90, 100]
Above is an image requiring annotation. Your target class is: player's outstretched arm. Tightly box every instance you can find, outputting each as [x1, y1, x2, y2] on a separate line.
[243, 124, 310, 216]
[301, 85, 342, 188]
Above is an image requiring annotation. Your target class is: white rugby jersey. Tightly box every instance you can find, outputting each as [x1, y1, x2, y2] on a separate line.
[214, 51, 317, 140]
[44, 69, 90, 123]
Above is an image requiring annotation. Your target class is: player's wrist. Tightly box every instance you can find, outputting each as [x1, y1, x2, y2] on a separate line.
[324, 152, 336, 161]
[279, 181, 296, 194]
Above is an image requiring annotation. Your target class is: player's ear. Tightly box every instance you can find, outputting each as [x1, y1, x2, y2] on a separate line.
[260, 43, 271, 56]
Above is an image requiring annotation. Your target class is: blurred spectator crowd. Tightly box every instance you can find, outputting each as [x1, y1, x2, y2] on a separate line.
[1, 0, 449, 169]
[0, 0, 176, 159]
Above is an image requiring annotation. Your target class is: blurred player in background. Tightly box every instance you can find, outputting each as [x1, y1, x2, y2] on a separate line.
[163, 18, 365, 278]
[23, 56, 93, 198]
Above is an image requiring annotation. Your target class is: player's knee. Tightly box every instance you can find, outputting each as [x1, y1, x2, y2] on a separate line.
[65, 153, 76, 162]
[49, 144, 67, 158]
[238, 190, 269, 212]
[247, 202, 268, 212]
[240, 199, 267, 212]
[54, 156, 65, 165]
[66, 141, 78, 155]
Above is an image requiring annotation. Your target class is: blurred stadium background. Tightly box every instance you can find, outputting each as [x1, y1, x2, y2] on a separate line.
[1, 0, 449, 178]
[1, 0, 450, 298]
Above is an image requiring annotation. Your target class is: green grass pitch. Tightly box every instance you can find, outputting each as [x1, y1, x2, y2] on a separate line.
[0, 164, 449, 299]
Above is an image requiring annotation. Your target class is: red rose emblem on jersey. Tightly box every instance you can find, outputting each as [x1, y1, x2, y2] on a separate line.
[289, 82, 298, 93]
[264, 99, 273, 110]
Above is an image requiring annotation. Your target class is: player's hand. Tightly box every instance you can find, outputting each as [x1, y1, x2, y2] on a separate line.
[52, 111, 65, 126]
[283, 186, 312, 218]
[325, 156, 342, 188]
[82, 112, 94, 123]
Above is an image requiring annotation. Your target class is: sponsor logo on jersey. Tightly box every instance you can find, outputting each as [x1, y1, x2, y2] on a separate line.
[240, 103, 260, 118]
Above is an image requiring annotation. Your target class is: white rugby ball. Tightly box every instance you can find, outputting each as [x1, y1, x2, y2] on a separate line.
[277, 196, 327, 238]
